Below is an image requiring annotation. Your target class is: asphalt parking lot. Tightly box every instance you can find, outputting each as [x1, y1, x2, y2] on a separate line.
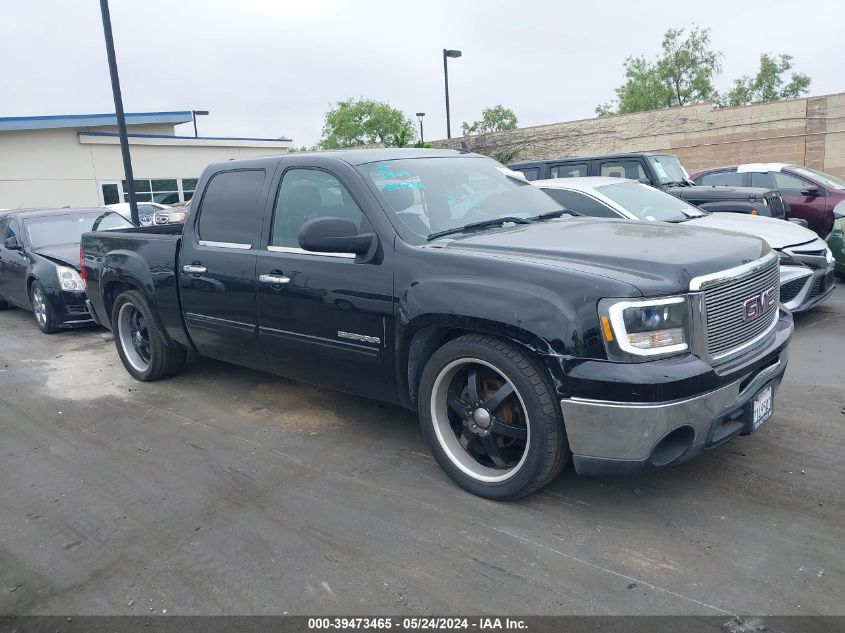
[1, 287, 843, 617]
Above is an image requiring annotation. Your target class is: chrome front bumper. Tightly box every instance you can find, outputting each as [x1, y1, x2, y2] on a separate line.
[560, 347, 789, 475]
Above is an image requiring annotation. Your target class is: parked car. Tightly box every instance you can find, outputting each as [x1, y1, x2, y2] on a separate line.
[82, 149, 792, 500]
[154, 199, 191, 225]
[690, 163, 845, 238]
[536, 177, 835, 313]
[826, 200, 845, 278]
[509, 152, 788, 219]
[107, 202, 170, 227]
[0, 208, 132, 333]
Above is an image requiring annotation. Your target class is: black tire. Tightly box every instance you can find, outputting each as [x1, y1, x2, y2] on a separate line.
[0, 296, 8, 310]
[30, 281, 59, 334]
[418, 334, 568, 500]
[111, 289, 186, 381]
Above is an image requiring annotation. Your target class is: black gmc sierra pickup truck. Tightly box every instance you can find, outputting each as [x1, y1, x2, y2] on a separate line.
[81, 149, 793, 499]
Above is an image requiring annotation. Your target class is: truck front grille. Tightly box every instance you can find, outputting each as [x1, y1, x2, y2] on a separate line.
[767, 193, 786, 219]
[703, 259, 780, 360]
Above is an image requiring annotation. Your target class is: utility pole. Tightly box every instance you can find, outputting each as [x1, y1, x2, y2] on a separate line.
[99, 0, 138, 226]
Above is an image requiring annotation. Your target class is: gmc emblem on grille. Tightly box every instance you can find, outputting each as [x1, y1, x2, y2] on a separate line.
[743, 288, 775, 321]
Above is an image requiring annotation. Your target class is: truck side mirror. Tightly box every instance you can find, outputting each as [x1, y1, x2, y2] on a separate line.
[298, 217, 375, 257]
[800, 186, 821, 197]
[4, 236, 21, 250]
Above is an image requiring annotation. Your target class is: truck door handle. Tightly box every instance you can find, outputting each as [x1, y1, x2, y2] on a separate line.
[259, 273, 291, 285]
[182, 265, 207, 274]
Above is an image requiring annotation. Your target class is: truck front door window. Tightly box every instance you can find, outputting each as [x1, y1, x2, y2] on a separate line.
[271, 169, 364, 251]
[599, 160, 647, 181]
[772, 172, 813, 195]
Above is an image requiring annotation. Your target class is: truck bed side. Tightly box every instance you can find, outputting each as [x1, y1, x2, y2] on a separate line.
[81, 225, 193, 350]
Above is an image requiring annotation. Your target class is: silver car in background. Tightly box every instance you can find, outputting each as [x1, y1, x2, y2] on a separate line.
[535, 177, 835, 313]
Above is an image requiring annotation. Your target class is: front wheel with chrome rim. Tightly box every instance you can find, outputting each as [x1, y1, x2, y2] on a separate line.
[418, 334, 569, 500]
[30, 281, 59, 334]
[112, 289, 186, 381]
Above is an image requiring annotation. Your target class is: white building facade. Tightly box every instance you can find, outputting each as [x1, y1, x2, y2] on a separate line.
[0, 111, 291, 209]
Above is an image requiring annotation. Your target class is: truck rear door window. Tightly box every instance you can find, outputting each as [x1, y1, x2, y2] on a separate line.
[270, 169, 364, 249]
[550, 163, 589, 179]
[197, 170, 266, 246]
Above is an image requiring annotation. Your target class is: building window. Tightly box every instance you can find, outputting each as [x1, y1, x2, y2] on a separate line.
[182, 178, 198, 201]
[120, 178, 198, 205]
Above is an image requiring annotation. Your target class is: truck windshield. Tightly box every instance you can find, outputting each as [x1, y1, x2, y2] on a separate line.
[596, 182, 705, 222]
[25, 211, 133, 249]
[647, 155, 690, 185]
[358, 157, 562, 242]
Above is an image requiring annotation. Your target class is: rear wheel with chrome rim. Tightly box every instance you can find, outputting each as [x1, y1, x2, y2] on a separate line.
[112, 289, 186, 381]
[418, 334, 568, 499]
[30, 282, 58, 334]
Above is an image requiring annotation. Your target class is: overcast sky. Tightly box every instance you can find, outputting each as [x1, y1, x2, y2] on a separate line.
[2, 0, 843, 147]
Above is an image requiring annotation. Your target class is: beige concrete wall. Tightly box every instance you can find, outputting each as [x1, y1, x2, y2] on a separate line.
[433, 92, 845, 180]
[0, 127, 289, 208]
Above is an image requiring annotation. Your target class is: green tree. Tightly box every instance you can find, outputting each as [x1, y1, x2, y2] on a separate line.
[722, 54, 811, 106]
[461, 105, 519, 135]
[597, 25, 722, 115]
[320, 98, 415, 149]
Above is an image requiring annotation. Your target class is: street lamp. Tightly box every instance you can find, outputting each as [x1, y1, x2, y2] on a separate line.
[192, 110, 209, 137]
[443, 48, 462, 139]
[416, 112, 425, 143]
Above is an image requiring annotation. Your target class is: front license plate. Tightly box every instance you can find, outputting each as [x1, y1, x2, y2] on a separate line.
[751, 385, 773, 431]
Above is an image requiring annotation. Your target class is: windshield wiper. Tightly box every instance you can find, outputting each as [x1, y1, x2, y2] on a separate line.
[427, 216, 532, 241]
[527, 208, 579, 221]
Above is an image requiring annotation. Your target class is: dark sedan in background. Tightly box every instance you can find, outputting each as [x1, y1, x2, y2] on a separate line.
[0, 208, 132, 333]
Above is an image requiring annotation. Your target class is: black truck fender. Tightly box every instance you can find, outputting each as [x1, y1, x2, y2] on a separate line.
[97, 250, 181, 349]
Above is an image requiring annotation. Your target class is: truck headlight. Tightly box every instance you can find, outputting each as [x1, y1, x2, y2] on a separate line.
[825, 245, 834, 264]
[598, 296, 689, 359]
[56, 265, 86, 291]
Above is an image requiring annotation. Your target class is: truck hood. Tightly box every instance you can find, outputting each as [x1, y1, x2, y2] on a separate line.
[686, 213, 817, 250]
[439, 218, 769, 296]
[32, 244, 81, 270]
[667, 185, 772, 201]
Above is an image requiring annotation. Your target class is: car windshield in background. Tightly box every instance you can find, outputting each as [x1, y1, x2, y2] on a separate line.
[647, 155, 689, 185]
[596, 182, 704, 222]
[359, 157, 562, 242]
[792, 166, 845, 190]
[24, 212, 133, 249]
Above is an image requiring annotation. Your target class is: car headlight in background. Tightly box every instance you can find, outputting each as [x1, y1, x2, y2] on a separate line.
[826, 245, 834, 264]
[599, 296, 689, 359]
[56, 265, 86, 291]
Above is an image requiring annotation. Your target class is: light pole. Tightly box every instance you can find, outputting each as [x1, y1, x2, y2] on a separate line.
[99, 0, 139, 226]
[443, 49, 462, 139]
[416, 112, 425, 144]
[192, 110, 209, 137]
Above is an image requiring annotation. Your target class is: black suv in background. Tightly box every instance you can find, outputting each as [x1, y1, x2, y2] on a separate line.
[509, 152, 787, 219]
